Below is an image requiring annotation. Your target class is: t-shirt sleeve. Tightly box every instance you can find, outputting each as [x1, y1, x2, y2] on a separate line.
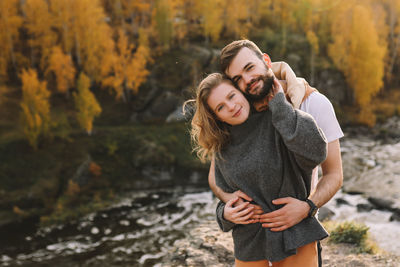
[300, 92, 344, 143]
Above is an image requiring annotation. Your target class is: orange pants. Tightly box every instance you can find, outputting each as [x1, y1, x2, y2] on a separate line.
[235, 241, 318, 267]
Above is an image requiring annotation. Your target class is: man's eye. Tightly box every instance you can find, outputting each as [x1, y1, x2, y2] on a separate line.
[247, 65, 254, 70]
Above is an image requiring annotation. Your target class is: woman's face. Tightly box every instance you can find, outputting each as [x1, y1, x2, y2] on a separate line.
[207, 81, 250, 125]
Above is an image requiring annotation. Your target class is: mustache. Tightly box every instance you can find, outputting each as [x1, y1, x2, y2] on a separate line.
[245, 77, 262, 94]
[244, 75, 274, 101]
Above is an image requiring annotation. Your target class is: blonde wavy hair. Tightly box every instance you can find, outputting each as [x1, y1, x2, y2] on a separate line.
[185, 73, 232, 163]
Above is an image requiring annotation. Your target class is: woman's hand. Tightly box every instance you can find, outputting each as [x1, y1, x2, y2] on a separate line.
[223, 197, 259, 224]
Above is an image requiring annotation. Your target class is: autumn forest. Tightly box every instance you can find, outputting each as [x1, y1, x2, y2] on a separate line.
[1, 0, 400, 227]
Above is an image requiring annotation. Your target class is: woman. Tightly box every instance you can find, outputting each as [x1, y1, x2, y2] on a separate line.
[189, 73, 328, 267]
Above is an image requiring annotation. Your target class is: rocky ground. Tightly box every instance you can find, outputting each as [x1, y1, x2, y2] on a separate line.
[341, 117, 400, 221]
[163, 220, 400, 267]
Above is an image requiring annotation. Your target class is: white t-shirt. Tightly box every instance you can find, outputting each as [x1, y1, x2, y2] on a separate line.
[300, 91, 344, 190]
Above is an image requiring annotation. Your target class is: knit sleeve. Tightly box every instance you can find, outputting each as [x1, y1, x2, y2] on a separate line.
[216, 201, 235, 232]
[214, 160, 234, 193]
[268, 92, 327, 171]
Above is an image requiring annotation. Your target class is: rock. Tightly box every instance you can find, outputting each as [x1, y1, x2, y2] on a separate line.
[318, 206, 335, 221]
[162, 220, 400, 267]
[336, 198, 350, 206]
[342, 139, 400, 211]
[314, 68, 348, 105]
[72, 155, 92, 187]
[162, 220, 234, 266]
[356, 203, 374, 212]
[389, 209, 400, 222]
[166, 106, 186, 123]
[137, 91, 181, 122]
[91, 227, 99, 235]
[367, 197, 394, 211]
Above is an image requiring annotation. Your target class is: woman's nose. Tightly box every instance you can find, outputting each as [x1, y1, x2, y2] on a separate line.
[227, 101, 235, 111]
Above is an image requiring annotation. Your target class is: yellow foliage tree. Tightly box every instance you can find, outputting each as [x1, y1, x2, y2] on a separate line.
[0, 0, 23, 81]
[102, 0, 151, 30]
[381, 0, 400, 81]
[329, 3, 386, 126]
[20, 68, 51, 149]
[46, 46, 76, 96]
[128, 29, 151, 93]
[23, 0, 57, 70]
[169, 0, 187, 43]
[195, 0, 224, 43]
[71, 0, 114, 83]
[293, 0, 334, 83]
[49, 0, 74, 55]
[152, 0, 173, 48]
[73, 73, 101, 135]
[223, 0, 250, 38]
[103, 28, 151, 102]
[50, 0, 114, 83]
[269, 0, 297, 53]
[66, 179, 80, 196]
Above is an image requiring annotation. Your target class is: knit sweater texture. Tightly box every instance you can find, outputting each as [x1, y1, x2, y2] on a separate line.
[214, 92, 328, 262]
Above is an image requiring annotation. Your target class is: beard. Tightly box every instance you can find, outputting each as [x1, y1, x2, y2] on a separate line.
[244, 72, 274, 102]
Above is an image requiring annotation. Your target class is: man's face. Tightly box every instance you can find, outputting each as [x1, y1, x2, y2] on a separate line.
[225, 47, 274, 101]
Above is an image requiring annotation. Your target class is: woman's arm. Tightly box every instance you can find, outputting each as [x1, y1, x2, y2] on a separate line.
[271, 61, 305, 109]
[269, 80, 327, 171]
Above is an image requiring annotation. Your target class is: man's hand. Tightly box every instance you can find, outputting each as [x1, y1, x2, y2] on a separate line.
[224, 197, 259, 224]
[231, 190, 252, 203]
[257, 197, 309, 231]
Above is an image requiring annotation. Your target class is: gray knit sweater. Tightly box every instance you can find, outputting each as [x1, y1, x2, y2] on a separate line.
[215, 92, 328, 262]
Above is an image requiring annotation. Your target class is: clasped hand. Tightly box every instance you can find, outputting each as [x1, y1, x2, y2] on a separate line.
[223, 190, 310, 231]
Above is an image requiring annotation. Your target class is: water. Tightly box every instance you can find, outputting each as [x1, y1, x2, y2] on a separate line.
[1, 188, 399, 266]
[0, 188, 216, 266]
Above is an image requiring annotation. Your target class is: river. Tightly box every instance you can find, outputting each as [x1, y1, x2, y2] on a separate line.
[1, 187, 399, 266]
[0, 188, 215, 266]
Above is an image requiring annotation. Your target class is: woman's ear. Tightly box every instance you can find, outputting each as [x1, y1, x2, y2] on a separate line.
[263, 53, 272, 68]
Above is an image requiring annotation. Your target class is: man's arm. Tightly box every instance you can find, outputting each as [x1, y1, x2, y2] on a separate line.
[309, 139, 343, 207]
[257, 139, 343, 231]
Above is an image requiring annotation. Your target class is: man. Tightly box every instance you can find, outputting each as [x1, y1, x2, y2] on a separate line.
[209, 40, 343, 264]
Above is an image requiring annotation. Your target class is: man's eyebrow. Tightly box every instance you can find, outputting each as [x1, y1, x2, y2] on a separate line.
[243, 62, 252, 70]
[231, 62, 252, 82]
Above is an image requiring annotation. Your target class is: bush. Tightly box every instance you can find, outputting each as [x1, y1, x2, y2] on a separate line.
[325, 221, 378, 254]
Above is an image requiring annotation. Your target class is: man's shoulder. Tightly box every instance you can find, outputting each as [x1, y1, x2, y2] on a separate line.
[301, 91, 344, 143]
[301, 91, 334, 114]
[306, 91, 331, 104]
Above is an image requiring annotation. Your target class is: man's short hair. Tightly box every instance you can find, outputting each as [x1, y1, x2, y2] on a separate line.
[220, 40, 264, 74]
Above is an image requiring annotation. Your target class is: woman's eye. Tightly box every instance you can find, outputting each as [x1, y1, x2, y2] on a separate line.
[217, 105, 224, 112]
[229, 94, 235, 99]
[248, 65, 253, 70]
